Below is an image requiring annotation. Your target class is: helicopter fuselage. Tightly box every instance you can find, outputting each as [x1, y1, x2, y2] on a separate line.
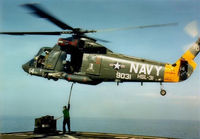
[22, 37, 199, 86]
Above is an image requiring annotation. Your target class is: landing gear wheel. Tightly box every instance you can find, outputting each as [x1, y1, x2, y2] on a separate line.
[160, 89, 167, 96]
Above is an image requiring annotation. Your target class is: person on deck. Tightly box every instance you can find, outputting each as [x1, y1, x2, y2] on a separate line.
[63, 104, 71, 134]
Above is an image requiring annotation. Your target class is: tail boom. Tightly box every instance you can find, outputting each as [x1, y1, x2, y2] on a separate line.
[164, 38, 200, 82]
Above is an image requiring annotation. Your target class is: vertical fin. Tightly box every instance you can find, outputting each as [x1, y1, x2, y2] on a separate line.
[180, 38, 200, 70]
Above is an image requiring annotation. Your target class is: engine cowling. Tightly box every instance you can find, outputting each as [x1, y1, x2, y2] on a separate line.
[57, 38, 78, 47]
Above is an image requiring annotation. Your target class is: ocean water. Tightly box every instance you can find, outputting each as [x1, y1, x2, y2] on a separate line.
[0, 116, 200, 139]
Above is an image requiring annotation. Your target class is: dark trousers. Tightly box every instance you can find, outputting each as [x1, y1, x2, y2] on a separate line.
[63, 117, 71, 133]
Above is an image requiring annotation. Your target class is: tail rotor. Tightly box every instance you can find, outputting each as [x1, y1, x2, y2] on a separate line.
[184, 20, 199, 38]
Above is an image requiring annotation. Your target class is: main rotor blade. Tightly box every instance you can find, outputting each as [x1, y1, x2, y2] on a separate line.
[22, 3, 74, 30]
[83, 35, 110, 43]
[95, 23, 178, 33]
[0, 31, 72, 35]
[92, 37, 110, 43]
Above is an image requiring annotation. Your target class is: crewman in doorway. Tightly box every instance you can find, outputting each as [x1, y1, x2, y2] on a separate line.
[63, 104, 71, 134]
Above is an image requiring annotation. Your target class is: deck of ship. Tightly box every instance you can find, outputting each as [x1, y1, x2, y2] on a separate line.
[0, 131, 176, 139]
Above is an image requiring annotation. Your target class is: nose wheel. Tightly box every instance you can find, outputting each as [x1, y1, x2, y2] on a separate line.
[160, 82, 167, 96]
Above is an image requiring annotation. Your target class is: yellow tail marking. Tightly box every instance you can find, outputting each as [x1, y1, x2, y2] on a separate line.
[164, 49, 197, 82]
[164, 62, 180, 82]
[182, 50, 195, 61]
[188, 60, 197, 70]
[182, 50, 197, 70]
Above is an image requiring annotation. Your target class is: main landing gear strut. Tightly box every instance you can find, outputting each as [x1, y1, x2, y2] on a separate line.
[160, 82, 167, 96]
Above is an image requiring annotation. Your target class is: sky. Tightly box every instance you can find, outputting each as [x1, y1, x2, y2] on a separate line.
[0, 0, 200, 121]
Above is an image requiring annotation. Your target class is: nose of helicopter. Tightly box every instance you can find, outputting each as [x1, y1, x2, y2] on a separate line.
[22, 63, 29, 73]
[22, 59, 35, 73]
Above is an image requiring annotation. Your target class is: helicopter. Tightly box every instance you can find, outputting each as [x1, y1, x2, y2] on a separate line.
[0, 4, 199, 96]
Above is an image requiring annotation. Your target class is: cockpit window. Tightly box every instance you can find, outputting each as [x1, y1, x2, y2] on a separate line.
[29, 59, 35, 67]
[35, 47, 52, 68]
[36, 47, 52, 56]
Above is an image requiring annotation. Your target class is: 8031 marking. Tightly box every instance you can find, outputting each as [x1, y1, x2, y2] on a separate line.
[116, 72, 131, 80]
